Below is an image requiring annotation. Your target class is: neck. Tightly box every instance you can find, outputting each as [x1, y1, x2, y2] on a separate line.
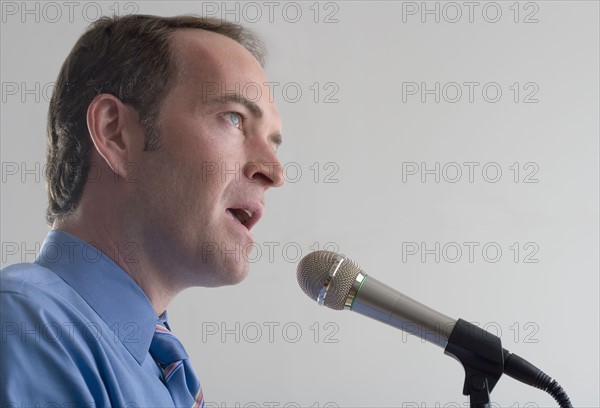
[53, 211, 181, 316]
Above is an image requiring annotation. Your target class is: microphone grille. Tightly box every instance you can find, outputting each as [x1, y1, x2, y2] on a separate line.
[296, 250, 362, 310]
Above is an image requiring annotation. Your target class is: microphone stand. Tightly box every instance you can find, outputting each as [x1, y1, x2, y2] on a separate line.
[444, 319, 505, 408]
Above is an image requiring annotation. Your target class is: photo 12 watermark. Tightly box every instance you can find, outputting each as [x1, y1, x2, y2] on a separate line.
[401, 162, 540, 184]
[1, 239, 140, 265]
[198, 1, 341, 24]
[1, 1, 140, 24]
[401, 82, 540, 104]
[204, 402, 339, 408]
[399, 320, 541, 345]
[400, 402, 540, 408]
[401, 241, 540, 264]
[400, 1, 540, 24]
[199, 240, 341, 265]
[201, 321, 340, 344]
[1, 319, 142, 345]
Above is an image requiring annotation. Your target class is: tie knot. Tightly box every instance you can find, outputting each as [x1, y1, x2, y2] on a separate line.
[149, 324, 189, 366]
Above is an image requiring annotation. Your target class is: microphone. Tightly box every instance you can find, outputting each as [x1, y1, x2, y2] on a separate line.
[296, 250, 573, 408]
[297, 249, 456, 347]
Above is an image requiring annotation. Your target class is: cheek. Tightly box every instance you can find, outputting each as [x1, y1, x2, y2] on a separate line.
[174, 122, 240, 166]
[192, 142, 246, 186]
[145, 121, 244, 200]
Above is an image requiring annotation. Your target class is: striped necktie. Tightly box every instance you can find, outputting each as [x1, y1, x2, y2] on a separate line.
[149, 323, 204, 408]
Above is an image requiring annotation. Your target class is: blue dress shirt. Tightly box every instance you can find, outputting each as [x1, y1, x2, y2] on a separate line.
[1, 230, 192, 407]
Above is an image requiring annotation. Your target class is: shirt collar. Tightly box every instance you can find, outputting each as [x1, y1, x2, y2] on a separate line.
[35, 230, 158, 365]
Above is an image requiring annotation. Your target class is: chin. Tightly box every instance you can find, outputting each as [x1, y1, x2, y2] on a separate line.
[225, 270, 249, 286]
[206, 262, 250, 287]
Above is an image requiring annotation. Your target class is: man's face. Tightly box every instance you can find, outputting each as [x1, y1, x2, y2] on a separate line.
[134, 29, 283, 288]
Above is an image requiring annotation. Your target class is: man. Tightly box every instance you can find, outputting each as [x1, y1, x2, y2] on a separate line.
[1, 14, 284, 406]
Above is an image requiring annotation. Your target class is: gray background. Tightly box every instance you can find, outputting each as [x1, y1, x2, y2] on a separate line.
[1, 1, 598, 407]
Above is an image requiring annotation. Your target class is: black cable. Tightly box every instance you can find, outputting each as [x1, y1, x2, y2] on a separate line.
[533, 373, 573, 408]
[503, 351, 573, 408]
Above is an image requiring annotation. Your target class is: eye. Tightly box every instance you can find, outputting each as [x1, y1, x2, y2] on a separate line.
[224, 112, 243, 129]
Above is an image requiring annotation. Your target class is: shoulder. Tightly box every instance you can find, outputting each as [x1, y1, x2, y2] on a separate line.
[1, 263, 110, 404]
[0, 263, 108, 352]
[1, 262, 83, 315]
[1, 262, 88, 339]
[1, 262, 99, 341]
[2, 261, 64, 292]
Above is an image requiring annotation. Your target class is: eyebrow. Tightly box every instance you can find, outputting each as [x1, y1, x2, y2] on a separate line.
[208, 93, 282, 148]
[216, 93, 263, 118]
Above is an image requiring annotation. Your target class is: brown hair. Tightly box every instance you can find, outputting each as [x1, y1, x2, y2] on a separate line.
[45, 14, 266, 225]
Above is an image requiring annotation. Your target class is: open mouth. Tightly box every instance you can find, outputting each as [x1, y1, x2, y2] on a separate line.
[227, 208, 255, 228]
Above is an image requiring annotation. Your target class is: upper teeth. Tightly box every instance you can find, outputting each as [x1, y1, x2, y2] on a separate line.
[231, 209, 254, 224]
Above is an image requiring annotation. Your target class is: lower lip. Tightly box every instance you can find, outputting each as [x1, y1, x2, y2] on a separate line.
[226, 210, 254, 240]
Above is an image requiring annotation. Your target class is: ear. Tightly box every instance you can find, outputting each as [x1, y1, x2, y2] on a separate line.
[86, 94, 144, 179]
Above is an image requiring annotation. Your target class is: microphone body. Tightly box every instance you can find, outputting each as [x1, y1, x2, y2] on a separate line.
[348, 273, 456, 348]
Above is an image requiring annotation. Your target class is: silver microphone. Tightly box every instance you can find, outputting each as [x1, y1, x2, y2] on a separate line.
[296, 250, 574, 408]
[296, 250, 457, 348]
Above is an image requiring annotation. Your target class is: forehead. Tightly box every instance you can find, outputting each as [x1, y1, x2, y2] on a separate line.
[171, 29, 266, 91]
[169, 29, 280, 124]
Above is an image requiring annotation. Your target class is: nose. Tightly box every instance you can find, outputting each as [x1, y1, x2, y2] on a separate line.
[243, 127, 285, 188]
[243, 157, 285, 188]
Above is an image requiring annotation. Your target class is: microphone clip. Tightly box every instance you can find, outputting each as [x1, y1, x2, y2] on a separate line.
[444, 318, 505, 408]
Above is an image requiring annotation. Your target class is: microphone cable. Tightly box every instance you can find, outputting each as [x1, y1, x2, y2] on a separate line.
[503, 351, 573, 408]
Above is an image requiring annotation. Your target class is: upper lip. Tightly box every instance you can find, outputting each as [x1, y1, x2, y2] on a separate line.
[227, 202, 264, 231]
